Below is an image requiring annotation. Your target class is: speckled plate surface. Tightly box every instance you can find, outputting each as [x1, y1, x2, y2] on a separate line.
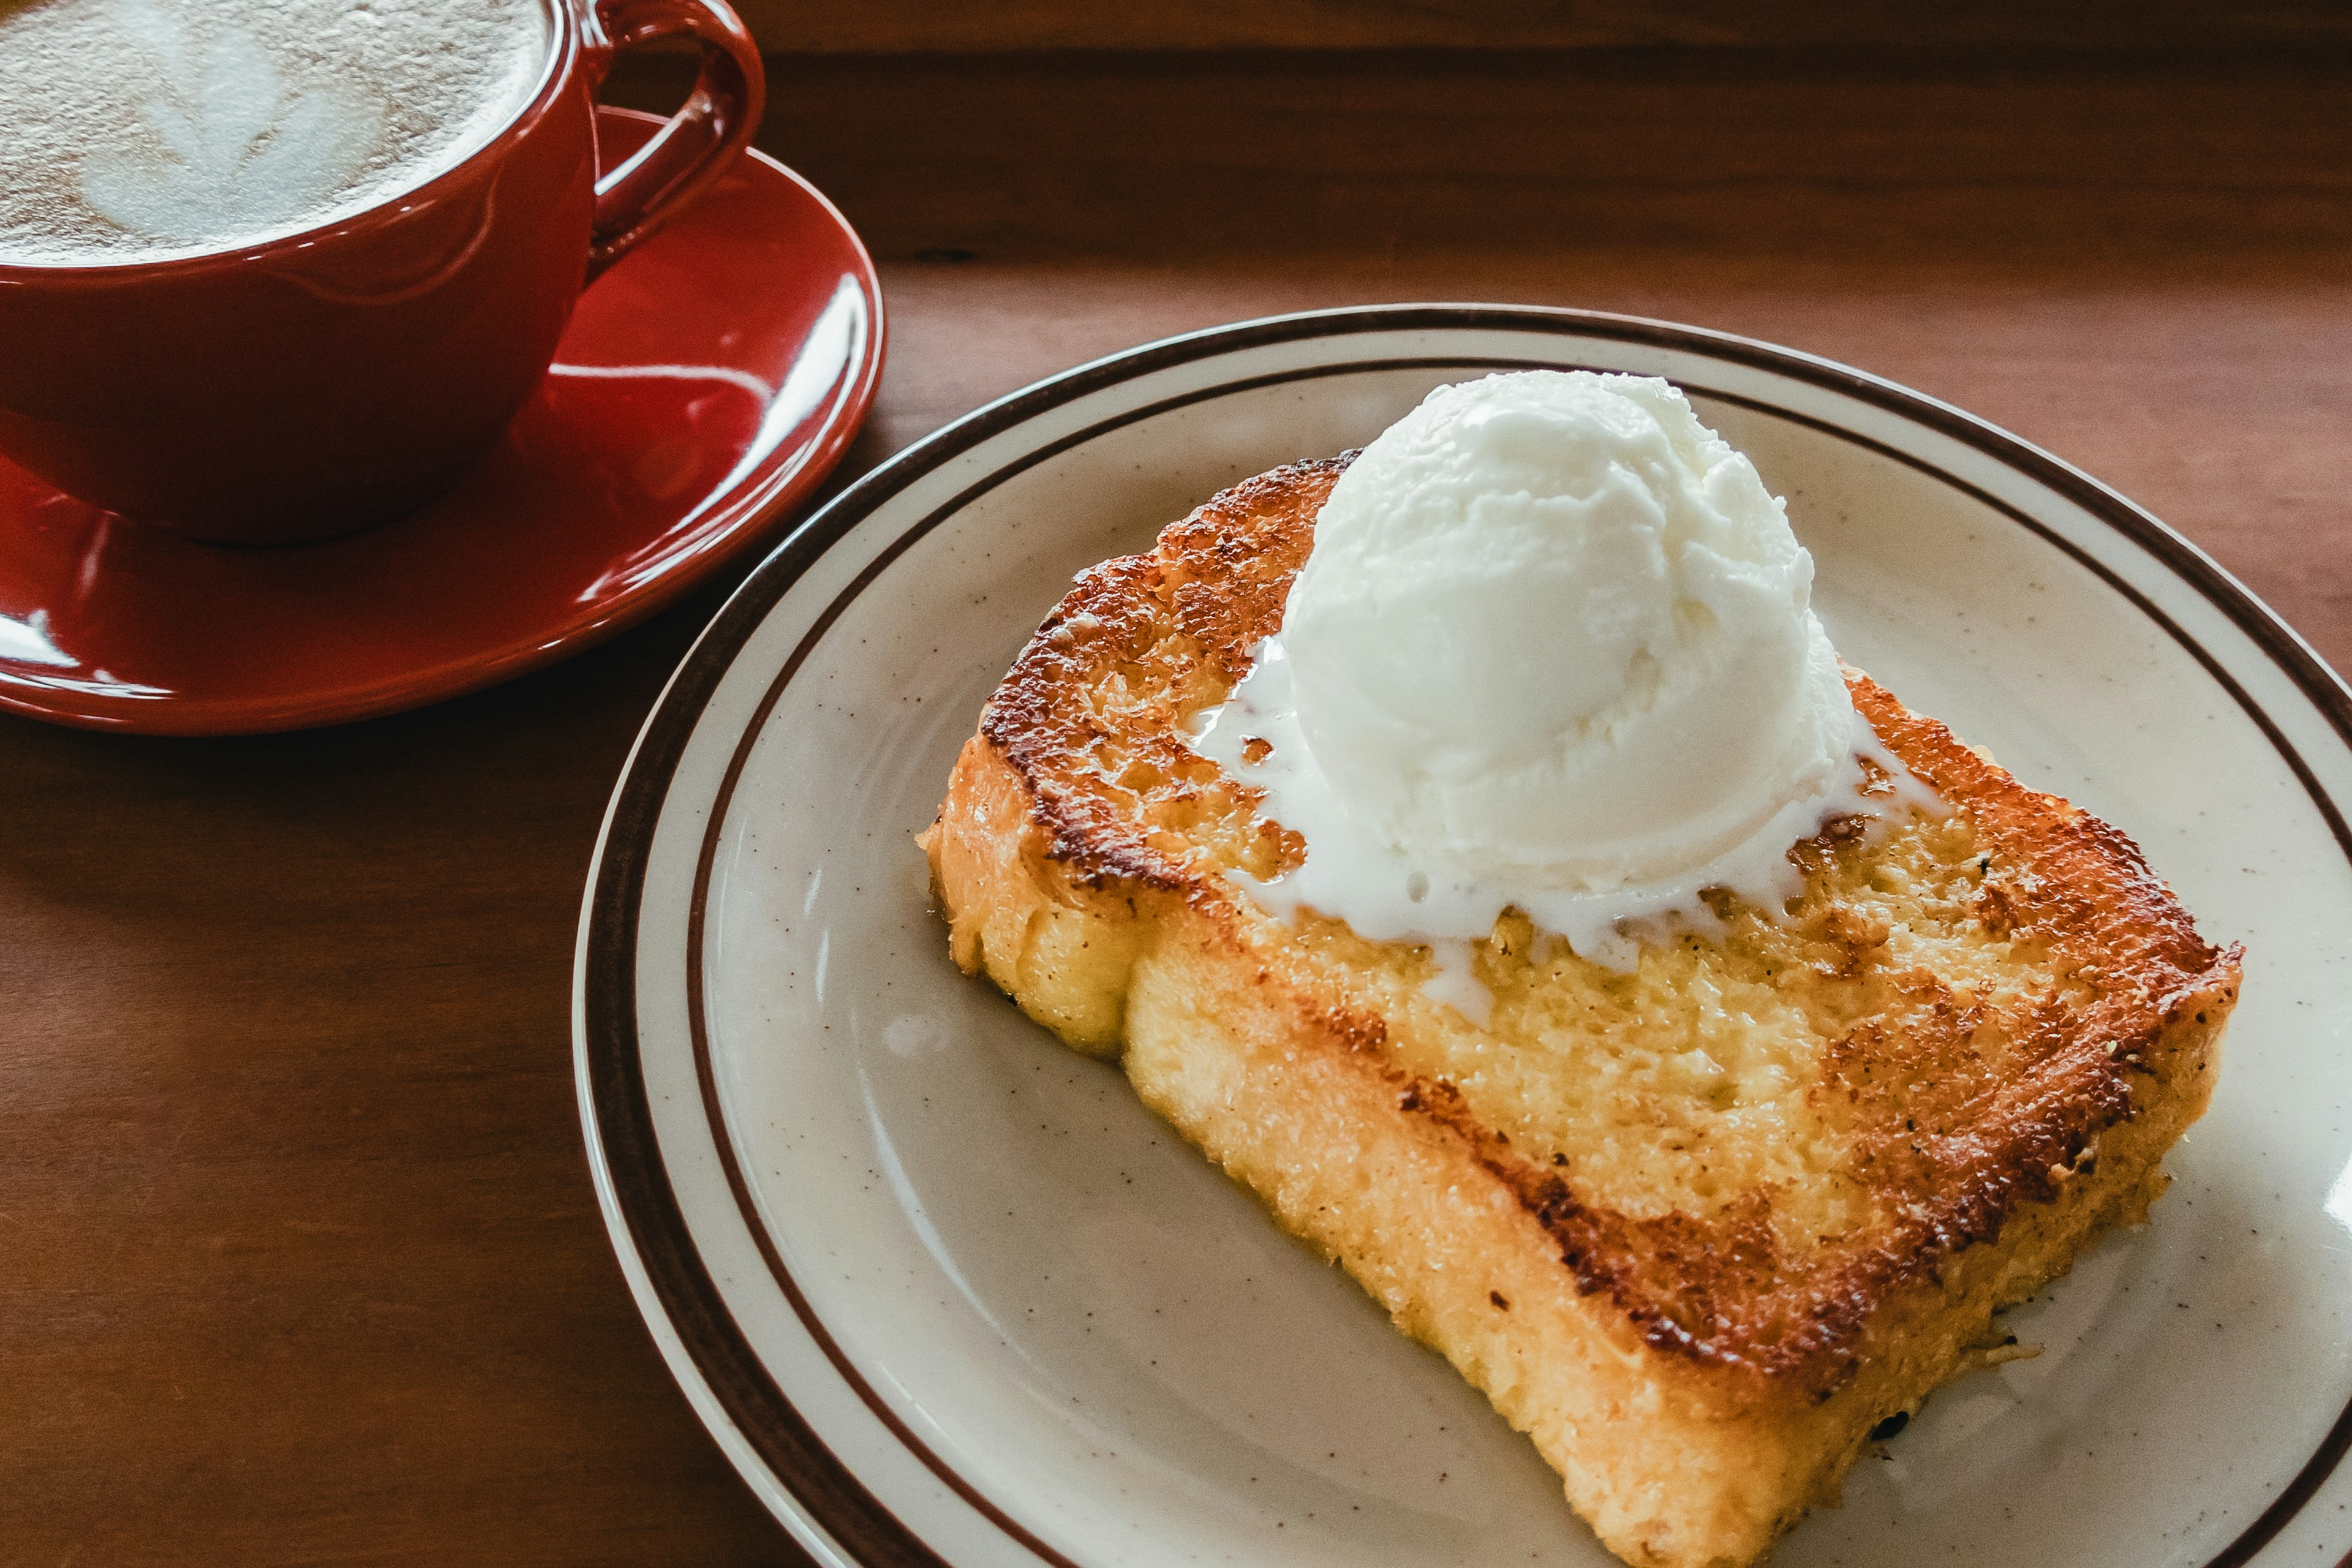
[575, 306, 2352, 1568]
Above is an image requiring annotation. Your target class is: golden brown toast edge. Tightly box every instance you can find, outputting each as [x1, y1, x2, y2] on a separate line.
[919, 459, 2241, 1568]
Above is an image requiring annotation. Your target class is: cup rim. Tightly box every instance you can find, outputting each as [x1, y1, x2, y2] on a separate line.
[0, 0, 581, 283]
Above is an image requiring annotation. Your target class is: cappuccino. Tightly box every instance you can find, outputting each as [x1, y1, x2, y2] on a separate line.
[0, 0, 552, 265]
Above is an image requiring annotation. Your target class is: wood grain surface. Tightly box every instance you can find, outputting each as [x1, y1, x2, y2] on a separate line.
[726, 0, 2352, 56]
[7, 51, 2350, 1568]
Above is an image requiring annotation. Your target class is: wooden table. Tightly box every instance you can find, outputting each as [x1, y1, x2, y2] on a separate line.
[8, 51, 2350, 1566]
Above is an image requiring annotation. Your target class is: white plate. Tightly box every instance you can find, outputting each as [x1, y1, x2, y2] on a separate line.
[574, 306, 2352, 1568]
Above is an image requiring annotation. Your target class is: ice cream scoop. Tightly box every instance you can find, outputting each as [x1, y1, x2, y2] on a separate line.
[1281, 369, 1856, 891]
[1191, 370, 1931, 972]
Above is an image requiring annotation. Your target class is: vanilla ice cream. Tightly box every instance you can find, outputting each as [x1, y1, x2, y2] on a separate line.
[1286, 371, 1854, 891]
[1191, 370, 1933, 973]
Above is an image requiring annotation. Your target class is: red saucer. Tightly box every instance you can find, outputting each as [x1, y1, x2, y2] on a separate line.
[0, 109, 884, 736]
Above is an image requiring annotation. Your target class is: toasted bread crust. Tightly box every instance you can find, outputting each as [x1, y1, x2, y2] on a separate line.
[922, 457, 2239, 1568]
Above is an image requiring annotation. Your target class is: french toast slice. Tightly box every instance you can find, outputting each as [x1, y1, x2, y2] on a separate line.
[920, 455, 2239, 1568]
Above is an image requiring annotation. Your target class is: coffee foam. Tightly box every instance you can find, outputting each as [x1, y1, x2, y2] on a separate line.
[0, 0, 551, 265]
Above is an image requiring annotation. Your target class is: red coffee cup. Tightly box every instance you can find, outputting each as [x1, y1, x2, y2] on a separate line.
[0, 0, 765, 546]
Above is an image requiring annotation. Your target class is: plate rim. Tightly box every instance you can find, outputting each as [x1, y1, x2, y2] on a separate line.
[573, 302, 2352, 1568]
[0, 107, 887, 737]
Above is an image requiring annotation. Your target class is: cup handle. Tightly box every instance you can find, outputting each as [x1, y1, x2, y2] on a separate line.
[582, 0, 766, 279]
